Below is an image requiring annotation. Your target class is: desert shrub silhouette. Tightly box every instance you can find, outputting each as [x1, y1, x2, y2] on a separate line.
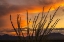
[10, 6, 60, 42]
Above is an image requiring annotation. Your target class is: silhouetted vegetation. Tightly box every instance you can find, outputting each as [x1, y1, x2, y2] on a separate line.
[10, 6, 60, 42]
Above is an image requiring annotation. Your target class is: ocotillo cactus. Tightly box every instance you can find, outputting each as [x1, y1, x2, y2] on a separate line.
[10, 6, 60, 42]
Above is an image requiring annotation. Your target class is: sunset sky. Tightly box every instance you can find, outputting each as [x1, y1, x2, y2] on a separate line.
[0, 0, 64, 36]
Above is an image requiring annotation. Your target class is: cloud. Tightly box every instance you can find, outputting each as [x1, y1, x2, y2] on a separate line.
[0, 0, 64, 17]
[0, 18, 6, 27]
[0, 5, 24, 17]
[0, 0, 64, 35]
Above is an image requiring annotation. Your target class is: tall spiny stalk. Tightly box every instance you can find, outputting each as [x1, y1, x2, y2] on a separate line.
[10, 6, 60, 42]
[39, 6, 60, 42]
[10, 15, 18, 36]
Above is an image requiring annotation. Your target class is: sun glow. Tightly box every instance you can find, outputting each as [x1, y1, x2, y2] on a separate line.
[20, 3, 64, 28]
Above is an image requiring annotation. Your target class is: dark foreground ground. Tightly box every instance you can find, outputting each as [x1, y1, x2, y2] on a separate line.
[0, 33, 64, 42]
[0, 40, 64, 42]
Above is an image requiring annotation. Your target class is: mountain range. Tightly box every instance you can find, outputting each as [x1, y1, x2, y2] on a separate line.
[0, 33, 64, 40]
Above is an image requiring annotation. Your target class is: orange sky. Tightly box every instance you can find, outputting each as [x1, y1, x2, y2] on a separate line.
[0, 0, 64, 36]
[20, 2, 64, 28]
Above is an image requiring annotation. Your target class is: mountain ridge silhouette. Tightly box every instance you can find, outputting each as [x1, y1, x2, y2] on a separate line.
[0, 33, 64, 40]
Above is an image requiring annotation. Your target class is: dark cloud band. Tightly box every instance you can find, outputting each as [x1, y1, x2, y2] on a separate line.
[0, 0, 63, 17]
